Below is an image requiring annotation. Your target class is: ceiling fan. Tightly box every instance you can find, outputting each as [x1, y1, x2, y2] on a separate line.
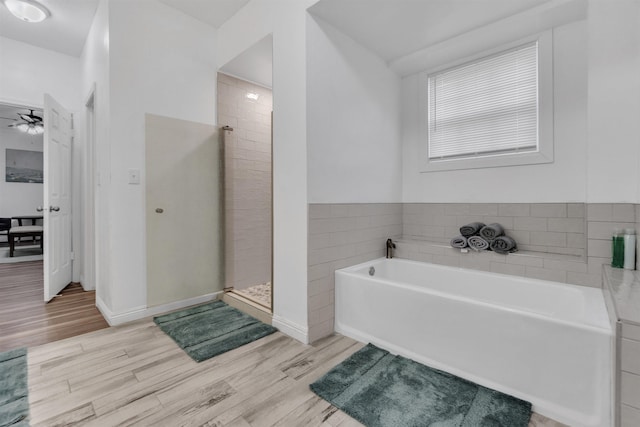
[4, 110, 44, 135]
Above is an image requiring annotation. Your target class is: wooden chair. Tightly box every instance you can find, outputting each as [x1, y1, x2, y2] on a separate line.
[0, 218, 11, 246]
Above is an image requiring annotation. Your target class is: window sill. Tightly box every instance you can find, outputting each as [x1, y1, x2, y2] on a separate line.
[420, 149, 553, 172]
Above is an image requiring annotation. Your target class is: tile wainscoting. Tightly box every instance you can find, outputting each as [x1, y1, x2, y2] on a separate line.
[307, 202, 639, 342]
[307, 204, 402, 343]
[403, 203, 587, 257]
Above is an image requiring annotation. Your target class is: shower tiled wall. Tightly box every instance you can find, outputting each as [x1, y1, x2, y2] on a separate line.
[306, 202, 640, 342]
[218, 73, 273, 291]
[307, 204, 402, 342]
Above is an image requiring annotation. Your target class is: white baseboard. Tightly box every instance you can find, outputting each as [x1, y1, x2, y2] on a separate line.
[272, 314, 309, 344]
[96, 292, 223, 326]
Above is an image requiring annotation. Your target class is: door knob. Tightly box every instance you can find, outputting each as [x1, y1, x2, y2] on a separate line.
[155, 208, 164, 213]
[36, 206, 44, 212]
[50, 206, 60, 212]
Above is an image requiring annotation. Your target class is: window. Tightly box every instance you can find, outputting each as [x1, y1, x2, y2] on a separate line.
[420, 32, 553, 172]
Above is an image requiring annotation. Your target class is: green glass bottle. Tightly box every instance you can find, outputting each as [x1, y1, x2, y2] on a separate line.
[612, 229, 625, 268]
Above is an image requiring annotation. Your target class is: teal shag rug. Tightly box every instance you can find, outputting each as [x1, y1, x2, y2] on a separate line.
[154, 300, 277, 362]
[0, 348, 29, 427]
[311, 344, 531, 427]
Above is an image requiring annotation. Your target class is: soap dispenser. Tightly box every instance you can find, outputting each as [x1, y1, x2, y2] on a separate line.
[623, 228, 636, 270]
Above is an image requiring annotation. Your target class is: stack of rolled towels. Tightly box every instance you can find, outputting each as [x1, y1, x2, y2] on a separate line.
[450, 222, 517, 254]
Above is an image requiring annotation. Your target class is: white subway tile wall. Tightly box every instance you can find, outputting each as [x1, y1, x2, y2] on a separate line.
[307, 202, 639, 342]
[404, 203, 586, 257]
[614, 290, 640, 425]
[307, 204, 402, 342]
[218, 73, 273, 291]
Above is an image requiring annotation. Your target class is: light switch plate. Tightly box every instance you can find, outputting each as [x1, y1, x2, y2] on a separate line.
[128, 168, 140, 184]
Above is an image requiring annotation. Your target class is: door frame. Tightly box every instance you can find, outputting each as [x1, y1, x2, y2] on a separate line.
[83, 86, 98, 293]
[0, 96, 81, 298]
[0, 97, 44, 259]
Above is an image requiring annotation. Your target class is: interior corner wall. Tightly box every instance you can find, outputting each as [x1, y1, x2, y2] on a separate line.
[105, 0, 217, 315]
[402, 19, 589, 203]
[306, 15, 402, 204]
[81, 0, 110, 297]
[218, 0, 318, 342]
[586, 0, 640, 204]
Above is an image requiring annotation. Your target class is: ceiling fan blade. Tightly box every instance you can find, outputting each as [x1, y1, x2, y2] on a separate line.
[18, 113, 36, 123]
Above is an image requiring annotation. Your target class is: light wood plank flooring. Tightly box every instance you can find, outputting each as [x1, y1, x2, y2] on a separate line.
[0, 260, 109, 352]
[27, 320, 567, 426]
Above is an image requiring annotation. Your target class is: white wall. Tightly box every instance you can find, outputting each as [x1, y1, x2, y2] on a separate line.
[0, 36, 82, 109]
[306, 15, 402, 203]
[219, 0, 318, 343]
[104, 0, 217, 316]
[402, 20, 588, 203]
[0, 129, 43, 229]
[586, 0, 640, 203]
[81, 0, 110, 295]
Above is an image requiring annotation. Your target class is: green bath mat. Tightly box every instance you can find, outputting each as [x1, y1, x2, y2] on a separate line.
[154, 300, 277, 362]
[0, 347, 29, 427]
[311, 343, 531, 427]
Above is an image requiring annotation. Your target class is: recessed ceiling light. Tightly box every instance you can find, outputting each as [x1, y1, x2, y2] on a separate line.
[246, 92, 260, 101]
[3, 0, 50, 23]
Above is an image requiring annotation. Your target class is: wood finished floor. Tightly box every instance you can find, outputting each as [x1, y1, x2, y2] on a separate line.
[26, 320, 567, 427]
[0, 260, 109, 352]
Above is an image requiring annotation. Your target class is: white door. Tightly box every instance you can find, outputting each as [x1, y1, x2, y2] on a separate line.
[43, 94, 73, 302]
[145, 114, 224, 307]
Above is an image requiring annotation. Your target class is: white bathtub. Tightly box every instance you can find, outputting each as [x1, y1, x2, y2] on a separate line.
[335, 258, 613, 427]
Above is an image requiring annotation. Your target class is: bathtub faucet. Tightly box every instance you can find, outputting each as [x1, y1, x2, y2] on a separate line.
[386, 238, 396, 259]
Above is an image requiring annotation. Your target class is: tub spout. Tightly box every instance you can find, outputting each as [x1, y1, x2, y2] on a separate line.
[386, 238, 396, 259]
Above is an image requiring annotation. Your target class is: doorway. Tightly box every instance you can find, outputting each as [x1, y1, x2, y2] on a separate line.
[0, 100, 108, 350]
[218, 34, 274, 311]
[0, 103, 45, 263]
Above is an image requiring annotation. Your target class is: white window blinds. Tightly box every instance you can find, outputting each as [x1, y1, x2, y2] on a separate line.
[427, 42, 538, 161]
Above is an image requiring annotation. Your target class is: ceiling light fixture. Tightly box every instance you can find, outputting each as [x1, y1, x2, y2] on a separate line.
[15, 122, 44, 135]
[246, 92, 260, 101]
[25, 123, 44, 135]
[3, 0, 50, 23]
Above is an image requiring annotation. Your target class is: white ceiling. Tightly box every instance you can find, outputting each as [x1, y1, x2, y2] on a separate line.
[156, 0, 250, 29]
[220, 34, 272, 88]
[0, 0, 250, 58]
[0, 0, 99, 57]
[308, 0, 552, 63]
